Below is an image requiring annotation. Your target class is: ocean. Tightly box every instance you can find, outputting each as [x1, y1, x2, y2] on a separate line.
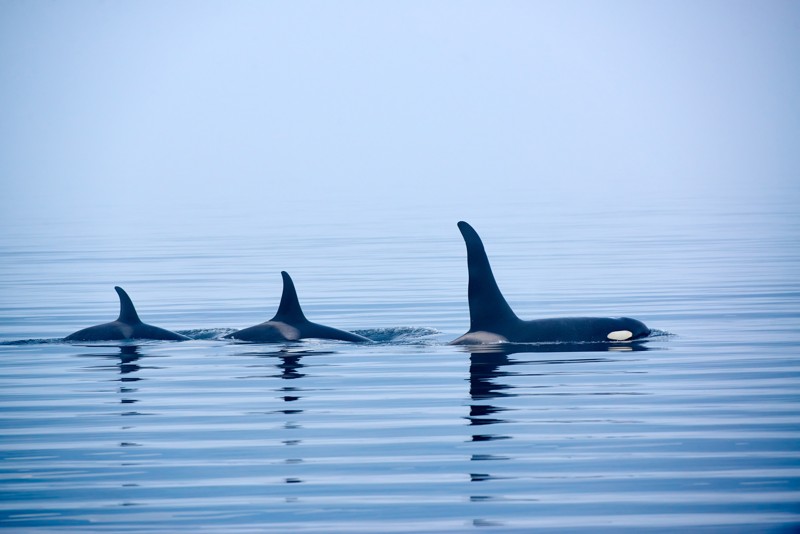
[1, 194, 799, 532]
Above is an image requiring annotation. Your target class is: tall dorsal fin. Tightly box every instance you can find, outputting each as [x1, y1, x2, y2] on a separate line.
[272, 271, 308, 322]
[114, 286, 142, 324]
[457, 221, 519, 331]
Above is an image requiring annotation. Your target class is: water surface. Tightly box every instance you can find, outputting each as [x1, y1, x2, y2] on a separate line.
[1, 197, 799, 532]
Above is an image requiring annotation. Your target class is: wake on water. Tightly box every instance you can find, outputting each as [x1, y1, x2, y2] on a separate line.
[1, 327, 669, 349]
[0, 326, 442, 346]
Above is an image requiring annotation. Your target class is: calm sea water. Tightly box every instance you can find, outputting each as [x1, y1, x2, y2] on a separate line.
[1, 195, 799, 532]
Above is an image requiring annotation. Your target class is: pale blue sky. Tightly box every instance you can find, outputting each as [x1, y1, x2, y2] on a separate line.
[1, 1, 798, 232]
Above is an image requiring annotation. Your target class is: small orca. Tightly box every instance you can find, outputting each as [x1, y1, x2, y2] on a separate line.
[225, 271, 370, 343]
[451, 221, 651, 345]
[65, 286, 189, 342]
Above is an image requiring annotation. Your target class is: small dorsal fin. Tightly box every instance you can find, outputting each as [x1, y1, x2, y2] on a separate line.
[457, 221, 519, 331]
[272, 271, 308, 322]
[114, 286, 142, 324]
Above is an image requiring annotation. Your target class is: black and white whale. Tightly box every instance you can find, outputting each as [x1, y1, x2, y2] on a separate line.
[451, 221, 650, 345]
[65, 286, 189, 342]
[225, 271, 370, 343]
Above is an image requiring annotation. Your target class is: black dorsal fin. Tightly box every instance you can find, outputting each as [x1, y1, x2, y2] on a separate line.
[457, 221, 519, 331]
[114, 286, 142, 324]
[272, 271, 308, 322]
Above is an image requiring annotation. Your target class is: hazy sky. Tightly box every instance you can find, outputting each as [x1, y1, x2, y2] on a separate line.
[1, 1, 798, 232]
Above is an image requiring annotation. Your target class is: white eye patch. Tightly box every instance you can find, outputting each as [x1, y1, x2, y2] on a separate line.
[607, 330, 633, 341]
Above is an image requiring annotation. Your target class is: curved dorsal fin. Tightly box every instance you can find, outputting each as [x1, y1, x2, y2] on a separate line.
[457, 221, 519, 331]
[272, 271, 308, 322]
[114, 286, 142, 324]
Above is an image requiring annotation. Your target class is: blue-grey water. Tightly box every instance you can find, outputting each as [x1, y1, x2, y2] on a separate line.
[1, 196, 799, 532]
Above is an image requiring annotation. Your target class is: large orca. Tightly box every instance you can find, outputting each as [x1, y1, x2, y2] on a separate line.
[226, 271, 370, 343]
[65, 286, 189, 342]
[451, 221, 650, 345]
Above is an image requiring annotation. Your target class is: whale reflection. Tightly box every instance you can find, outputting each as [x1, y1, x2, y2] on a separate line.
[467, 340, 651, 355]
[469, 341, 650, 403]
[467, 341, 650, 469]
[277, 352, 306, 381]
[117, 345, 143, 377]
[75, 345, 150, 450]
[242, 347, 335, 486]
[75, 343, 167, 384]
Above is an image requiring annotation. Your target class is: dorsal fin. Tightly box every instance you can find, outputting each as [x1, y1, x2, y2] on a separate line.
[457, 221, 519, 331]
[272, 271, 308, 322]
[114, 286, 142, 324]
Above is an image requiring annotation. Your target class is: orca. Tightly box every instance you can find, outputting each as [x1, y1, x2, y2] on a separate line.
[451, 221, 650, 345]
[65, 286, 189, 342]
[226, 271, 370, 343]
